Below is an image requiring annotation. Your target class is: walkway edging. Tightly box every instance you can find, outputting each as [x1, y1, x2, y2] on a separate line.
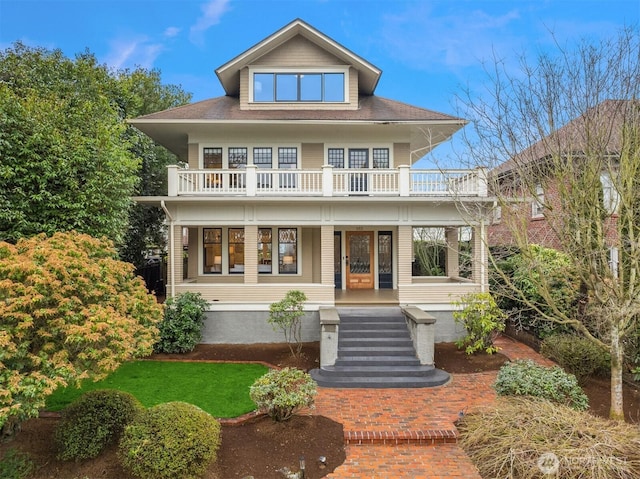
[344, 428, 458, 445]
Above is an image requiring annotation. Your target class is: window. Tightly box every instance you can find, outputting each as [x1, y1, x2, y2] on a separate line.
[253, 72, 345, 102]
[372, 148, 390, 168]
[278, 147, 297, 189]
[412, 227, 446, 277]
[228, 147, 247, 169]
[532, 184, 544, 218]
[254, 147, 272, 188]
[203, 228, 222, 274]
[601, 172, 620, 214]
[328, 148, 344, 168]
[228, 228, 245, 274]
[258, 228, 272, 274]
[278, 228, 297, 274]
[203, 148, 222, 169]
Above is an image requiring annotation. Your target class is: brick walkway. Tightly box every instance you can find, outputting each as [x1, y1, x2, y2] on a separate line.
[316, 335, 552, 478]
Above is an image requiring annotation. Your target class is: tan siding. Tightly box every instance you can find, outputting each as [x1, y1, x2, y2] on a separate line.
[254, 36, 347, 67]
[187, 227, 198, 279]
[301, 143, 324, 169]
[348, 68, 358, 103]
[244, 225, 258, 283]
[397, 225, 413, 285]
[239, 68, 249, 109]
[168, 224, 183, 296]
[398, 283, 480, 304]
[394, 143, 410, 166]
[311, 228, 321, 283]
[188, 143, 199, 169]
[321, 225, 334, 286]
[300, 227, 314, 282]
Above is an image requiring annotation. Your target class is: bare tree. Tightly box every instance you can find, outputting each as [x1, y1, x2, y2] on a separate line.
[459, 27, 640, 420]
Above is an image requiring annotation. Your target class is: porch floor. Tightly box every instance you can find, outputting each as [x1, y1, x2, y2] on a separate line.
[334, 288, 399, 306]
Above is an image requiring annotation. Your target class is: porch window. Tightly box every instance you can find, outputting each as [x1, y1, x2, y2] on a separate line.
[203, 148, 222, 169]
[228, 228, 245, 274]
[254, 147, 272, 188]
[278, 147, 297, 188]
[229, 147, 247, 188]
[278, 228, 297, 274]
[258, 228, 272, 274]
[372, 148, 390, 168]
[203, 228, 222, 274]
[328, 148, 344, 168]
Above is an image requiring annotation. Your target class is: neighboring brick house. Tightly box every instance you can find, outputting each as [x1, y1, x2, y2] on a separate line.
[131, 19, 493, 344]
[488, 99, 631, 257]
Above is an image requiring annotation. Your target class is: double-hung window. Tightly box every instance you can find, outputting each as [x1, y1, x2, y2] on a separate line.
[278, 147, 297, 189]
[254, 147, 272, 189]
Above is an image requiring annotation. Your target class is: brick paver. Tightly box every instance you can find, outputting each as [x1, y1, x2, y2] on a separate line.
[315, 335, 551, 478]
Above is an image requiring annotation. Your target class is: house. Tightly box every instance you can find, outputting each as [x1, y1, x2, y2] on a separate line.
[488, 99, 633, 256]
[131, 19, 493, 350]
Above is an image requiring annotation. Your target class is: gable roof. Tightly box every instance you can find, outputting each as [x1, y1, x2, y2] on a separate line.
[215, 18, 382, 96]
[494, 99, 637, 176]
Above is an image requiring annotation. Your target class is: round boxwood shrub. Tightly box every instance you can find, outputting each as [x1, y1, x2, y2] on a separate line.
[54, 389, 144, 461]
[493, 359, 589, 411]
[249, 367, 317, 421]
[540, 334, 610, 383]
[118, 401, 221, 479]
[154, 292, 208, 354]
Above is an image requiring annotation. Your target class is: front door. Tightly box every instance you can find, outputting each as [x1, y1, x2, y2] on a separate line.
[346, 231, 374, 289]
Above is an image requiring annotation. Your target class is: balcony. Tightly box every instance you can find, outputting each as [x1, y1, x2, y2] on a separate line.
[167, 164, 488, 198]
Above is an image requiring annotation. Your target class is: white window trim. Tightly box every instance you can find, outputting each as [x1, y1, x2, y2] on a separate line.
[600, 171, 620, 215]
[532, 184, 544, 218]
[324, 144, 395, 168]
[248, 66, 350, 104]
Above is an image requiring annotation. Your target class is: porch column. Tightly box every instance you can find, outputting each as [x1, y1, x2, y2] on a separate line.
[320, 225, 334, 287]
[187, 227, 198, 280]
[322, 165, 334, 197]
[244, 225, 258, 284]
[445, 227, 459, 278]
[168, 224, 183, 298]
[167, 165, 179, 196]
[471, 222, 488, 290]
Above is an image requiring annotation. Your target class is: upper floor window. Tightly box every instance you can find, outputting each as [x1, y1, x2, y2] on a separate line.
[253, 71, 345, 103]
[532, 184, 544, 218]
[600, 172, 620, 214]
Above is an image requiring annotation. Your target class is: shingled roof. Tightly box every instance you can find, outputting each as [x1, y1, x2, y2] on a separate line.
[133, 94, 462, 123]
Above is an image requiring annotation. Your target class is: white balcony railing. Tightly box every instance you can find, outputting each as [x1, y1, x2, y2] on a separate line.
[167, 165, 488, 198]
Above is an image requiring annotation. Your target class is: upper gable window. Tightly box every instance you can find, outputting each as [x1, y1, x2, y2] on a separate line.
[252, 69, 346, 103]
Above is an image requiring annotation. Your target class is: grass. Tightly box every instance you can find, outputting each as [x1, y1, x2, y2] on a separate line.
[45, 361, 270, 418]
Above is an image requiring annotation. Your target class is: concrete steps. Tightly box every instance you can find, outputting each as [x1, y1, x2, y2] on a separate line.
[310, 307, 450, 388]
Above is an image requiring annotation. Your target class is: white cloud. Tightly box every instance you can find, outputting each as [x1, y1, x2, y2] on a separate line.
[103, 36, 164, 70]
[164, 26, 181, 38]
[189, 0, 230, 46]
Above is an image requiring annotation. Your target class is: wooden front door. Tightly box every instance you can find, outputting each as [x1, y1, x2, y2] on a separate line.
[346, 231, 374, 289]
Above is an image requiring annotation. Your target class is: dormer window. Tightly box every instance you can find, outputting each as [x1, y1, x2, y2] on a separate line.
[251, 68, 347, 103]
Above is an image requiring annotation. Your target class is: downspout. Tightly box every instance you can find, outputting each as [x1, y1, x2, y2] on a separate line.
[160, 201, 176, 298]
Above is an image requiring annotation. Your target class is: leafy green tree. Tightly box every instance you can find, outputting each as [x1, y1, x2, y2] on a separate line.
[268, 290, 308, 358]
[0, 232, 163, 439]
[0, 43, 137, 244]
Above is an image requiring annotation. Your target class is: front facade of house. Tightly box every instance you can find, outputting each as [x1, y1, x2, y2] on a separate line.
[132, 19, 493, 343]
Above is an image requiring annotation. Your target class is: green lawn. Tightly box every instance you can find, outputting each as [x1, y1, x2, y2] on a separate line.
[46, 361, 270, 418]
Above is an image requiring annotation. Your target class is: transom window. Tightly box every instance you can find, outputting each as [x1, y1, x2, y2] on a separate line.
[253, 72, 345, 103]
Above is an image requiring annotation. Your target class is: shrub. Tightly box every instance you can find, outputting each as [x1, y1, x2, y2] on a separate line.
[250, 368, 317, 421]
[118, 401, 221, 479]
[0, 449, 35, 479]
[459, 397, 640, 479]
[154, 292, 208, 354]
[54, 389, 144, 461]
[268, 290, 308, 358]
[453, 292, 506, 354]
[540, 334, 610, 383]
[494, 359, 588, 411]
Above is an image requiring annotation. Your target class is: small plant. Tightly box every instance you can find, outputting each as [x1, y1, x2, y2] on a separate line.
[268, 290, 308, 358]
[250, 367, 317, 421]
[154, 292, 208, 353]
[494, 359, 589, 411]
[118, 402, 221, 479]
[540, 334, 610, 383]
[453, 292, 506, 354]
[54, 389, 144, 461]
[0, 449, 35, 479]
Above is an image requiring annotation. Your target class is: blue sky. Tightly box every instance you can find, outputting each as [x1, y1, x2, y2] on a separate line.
[1, 0, 638, 165]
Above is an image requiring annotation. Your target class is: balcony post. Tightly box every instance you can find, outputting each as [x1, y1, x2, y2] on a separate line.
[398, 165, 411, 197]
[477, 167, 488, 197]
[245, 165, 257, 197]
[167, 165, 179, 196]
[322, 164, 334, 197]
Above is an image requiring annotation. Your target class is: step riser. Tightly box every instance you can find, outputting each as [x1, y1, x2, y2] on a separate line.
[336, 359, 421, 367]
[340, 332, 409, 340]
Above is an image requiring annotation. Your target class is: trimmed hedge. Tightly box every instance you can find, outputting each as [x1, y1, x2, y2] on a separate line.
[494, 359, 589, 411]
[154, 292, 208, 354]
[118, 402, 221, 479]
[250, 368, 317, 421]
[54, 389, 143, 461]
